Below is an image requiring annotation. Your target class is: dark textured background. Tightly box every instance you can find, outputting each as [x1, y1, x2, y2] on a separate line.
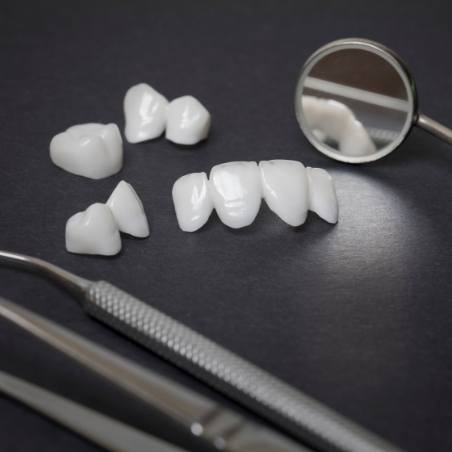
[1, 1, 452, 451]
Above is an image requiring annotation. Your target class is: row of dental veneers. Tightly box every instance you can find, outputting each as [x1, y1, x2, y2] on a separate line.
[173, 160, 338, 232]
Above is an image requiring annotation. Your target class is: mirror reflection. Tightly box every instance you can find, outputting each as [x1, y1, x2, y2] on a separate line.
[299, 48, 411, 157]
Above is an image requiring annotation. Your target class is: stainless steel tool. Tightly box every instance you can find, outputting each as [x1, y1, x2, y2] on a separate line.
[0, 370, 188, 452]
[0, 295, 309, 452]
[0, 250, 402, 452]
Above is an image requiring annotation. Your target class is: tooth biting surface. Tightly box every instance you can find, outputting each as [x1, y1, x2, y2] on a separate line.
[259, 160, 309, 227]
[50, 123, 123, 179]
[307, 167, 338, 224]
[65, 203, 121, 255]
[107, 181, 149, 238]
[124, 83, 168, 143]
[209, 161, 261, 229]
[172, 172, 213, 232]
[165, 96, 211, 145]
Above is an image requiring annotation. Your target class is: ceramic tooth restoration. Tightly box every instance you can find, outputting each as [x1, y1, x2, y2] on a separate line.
[65, 203, 122, 256]
[307, 167, 338, 224]
[124, 83, 169, 143]
[50, 123, 123, 179]
[172, 172, 213, 232]
[209, 161, 262, 229]
[165, 95, 211, 145]
[173, 161, 338, 231]
[302, 95, 376, 156]
[259, 160, 309, 227]
[107, 181, 150, 238]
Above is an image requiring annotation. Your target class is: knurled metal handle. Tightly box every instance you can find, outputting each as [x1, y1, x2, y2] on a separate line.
[85, 281, 401, 452]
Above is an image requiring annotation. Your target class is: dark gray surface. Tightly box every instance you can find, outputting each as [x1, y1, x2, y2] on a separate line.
[1, 1, 452, 451]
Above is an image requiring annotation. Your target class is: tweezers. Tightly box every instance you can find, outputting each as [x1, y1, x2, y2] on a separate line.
[0, 296, 309, 452]
[0, 370, 187, 452]
[0, 250, 402, 452]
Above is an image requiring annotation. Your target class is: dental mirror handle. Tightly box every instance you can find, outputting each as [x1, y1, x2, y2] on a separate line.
[416, 113, 452, 144]
[0, 251, 401, 452]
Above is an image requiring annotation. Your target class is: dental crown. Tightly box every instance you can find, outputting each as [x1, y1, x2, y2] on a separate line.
[173, 160, 338, 232]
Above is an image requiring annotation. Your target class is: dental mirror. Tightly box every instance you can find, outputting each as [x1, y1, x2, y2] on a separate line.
[295, 38, 452, 163]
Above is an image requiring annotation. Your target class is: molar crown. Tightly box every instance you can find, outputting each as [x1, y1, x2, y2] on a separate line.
[50, 123, 123, 179]
[172, 160, 338, 231]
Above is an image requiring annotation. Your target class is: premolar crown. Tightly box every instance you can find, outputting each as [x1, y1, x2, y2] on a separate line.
[124, 83, 169, 143]
[107, 180, 150, 238]
[165, 95, 211, 145]
[172, 160, 338, 231]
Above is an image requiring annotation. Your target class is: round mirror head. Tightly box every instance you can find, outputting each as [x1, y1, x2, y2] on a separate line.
[295, 39, 417, 163]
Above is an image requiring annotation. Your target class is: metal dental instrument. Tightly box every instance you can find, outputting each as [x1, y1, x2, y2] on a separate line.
[0, 251, 402, 452]
[0, 296, 309, 452]
[0, 370, 187, 452]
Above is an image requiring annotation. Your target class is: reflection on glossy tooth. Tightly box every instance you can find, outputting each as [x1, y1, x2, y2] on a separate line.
[302, 95, 376, 156]
[341, 118, 376, 156]
[259, 160, 309, 226]
[50, 123, 123, 179]
[165, 96, 211, 145]
[172, 172, 213, 232]
[107, 181, 149, 238]
[307, 167, 338, 224]
[65, 203, 121, 256]
[303, 96, 353, 140]
[124, 83, 168, 143]
[209, 161, 261, 229]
